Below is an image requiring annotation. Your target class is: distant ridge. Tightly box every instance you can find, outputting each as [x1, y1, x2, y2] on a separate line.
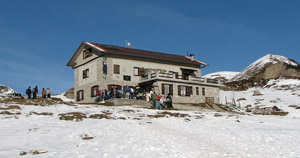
[230, 54, 300, 82]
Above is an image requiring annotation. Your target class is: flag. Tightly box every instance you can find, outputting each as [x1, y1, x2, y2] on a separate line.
[125, 40, 132, 47]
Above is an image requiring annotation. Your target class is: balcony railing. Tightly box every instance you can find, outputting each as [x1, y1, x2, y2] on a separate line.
[142, 72, 220, 85]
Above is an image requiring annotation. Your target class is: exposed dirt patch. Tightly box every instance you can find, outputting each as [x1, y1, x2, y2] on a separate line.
[20, 149, 48, 156]
[81, 134, 94, 140]
[29, 112, 53, 116]
[0, 111, 21, 115]
[194, 115, 203, 119]
[184, 118, 191, 122]
[122, 110, 136, 113]
[147, 111, 190, 118]
[288, 105, 300, 109]
[59, 112, 87, 121]
[0, 98, 74, 106]
[214, 113, 223, 117]
[0, 105, 21, 110]
[158, 111, 190, 117]
[89, 113, 112, 119]
[117, 117, 127, 120]
[147, 114, 165, 118]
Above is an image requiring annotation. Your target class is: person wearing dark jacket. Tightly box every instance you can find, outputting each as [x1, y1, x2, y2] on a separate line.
[26, 86, 32, 99]
[32, 86, 38, 99]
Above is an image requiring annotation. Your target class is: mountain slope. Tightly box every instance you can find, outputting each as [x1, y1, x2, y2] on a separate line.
[231, 54, 300, 82]
[203, 71, 240, 80]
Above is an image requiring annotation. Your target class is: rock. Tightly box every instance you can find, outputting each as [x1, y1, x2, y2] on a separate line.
[253, 90, 262, 96]
[64, 88, 74, 99]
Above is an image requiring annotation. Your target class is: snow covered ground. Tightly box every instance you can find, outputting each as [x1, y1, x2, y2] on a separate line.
[1, 79, 300, 158]
[1, 102, 300, 157]
[203, 71, 240, 80]
[220, 79, 300, 118]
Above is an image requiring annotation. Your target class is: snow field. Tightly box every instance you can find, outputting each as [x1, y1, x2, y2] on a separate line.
[1, 103, 300, 158]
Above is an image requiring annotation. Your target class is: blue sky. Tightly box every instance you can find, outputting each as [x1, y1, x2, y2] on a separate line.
[1, 0, 300, 94]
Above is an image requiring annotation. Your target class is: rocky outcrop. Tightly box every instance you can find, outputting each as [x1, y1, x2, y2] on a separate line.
[226, 54, 300, 90]
[64, 88, 74, 99]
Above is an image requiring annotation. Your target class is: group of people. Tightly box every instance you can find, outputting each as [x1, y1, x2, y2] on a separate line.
[150, 91, 173, 110]
[26, 86, 51, 99]
[94, 86, 136, 103]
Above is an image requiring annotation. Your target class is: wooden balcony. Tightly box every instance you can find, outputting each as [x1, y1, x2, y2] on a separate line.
[140, 72, 222, 86]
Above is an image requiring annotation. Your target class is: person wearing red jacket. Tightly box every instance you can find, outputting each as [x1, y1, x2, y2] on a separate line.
[156, 94, 161, 110]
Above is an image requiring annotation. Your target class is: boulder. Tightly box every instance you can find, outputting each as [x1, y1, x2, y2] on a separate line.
[64, 88, 74, 99]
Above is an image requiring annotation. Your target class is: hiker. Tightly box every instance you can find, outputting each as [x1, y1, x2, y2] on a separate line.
[156, 94, 161, 110]
[47, 88, 51, 98]
[125, 86, 131, 99]
[26, 86, 32, 99]
[130, 87, 134, 99]
[167, 94, 173, 108]
[152, 92, 157, 107]
[104, 89, 108, 100]
[32, 86, 38, 99]
[160, 95, 165, 109]
[42, 88, 46, 98]
[94, 90, 101, 102]
[146, 92, 150, 102]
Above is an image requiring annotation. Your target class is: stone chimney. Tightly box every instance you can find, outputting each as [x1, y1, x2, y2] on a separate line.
[190, 54, 195, 61]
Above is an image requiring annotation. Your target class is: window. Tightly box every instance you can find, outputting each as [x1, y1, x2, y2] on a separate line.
[134, 67, 144, 76]
[162, 84, 173, 95]
[83, 48, 92, 59]
[76, 90, 84, 101]
[178, 85, 192, 96]
[91, 85, 99, 97]
[83, 69, 89, 79]
[103, 61, 107, 75]
[114, 64, 120, 74]
[134, 67, 139, 76]
[123, 75, 131, 81]
[196, 87, 199, 95]
[163, 84, 169, 95]
[202, 88, 205, 96]
[178, 85, 186, 96]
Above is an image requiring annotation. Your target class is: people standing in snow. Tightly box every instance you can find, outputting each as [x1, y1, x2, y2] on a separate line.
[26, 86, 32, 99]
[42, 88, 46, 98]
[152, 92, 157, 107]
[125, 86, 131, 99]
[47, 88, 51, 98]
[130, 87, 134, 99]
[160, 95, 164, 109]
[167, 94, 173, 108]
[32, 86, 38, 99]
[156, 94, 161, 110]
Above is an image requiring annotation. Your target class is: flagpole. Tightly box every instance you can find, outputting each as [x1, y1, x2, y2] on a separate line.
[125, 40, 128, 47]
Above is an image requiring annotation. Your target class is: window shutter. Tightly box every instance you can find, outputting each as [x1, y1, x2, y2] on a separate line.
[82, 90, 84, 100]
[196, 87, 199, 95]
[169, 84, 173, 95]
[186, 86, 191, 96]
[77, 91, 80, 101]
[91, 87, 94, 97]
[162, 84, 165, 95]
[138, 67, 144, 76]
[114, 65, 120, 74]
[190, 86, 193, 95]
[178, 85, 181, 96]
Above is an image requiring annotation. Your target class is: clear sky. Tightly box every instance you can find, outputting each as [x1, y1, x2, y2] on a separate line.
[1, 0, 300, 94]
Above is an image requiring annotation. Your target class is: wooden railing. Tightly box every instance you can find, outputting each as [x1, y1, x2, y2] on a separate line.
[141, 72, 220, 84]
